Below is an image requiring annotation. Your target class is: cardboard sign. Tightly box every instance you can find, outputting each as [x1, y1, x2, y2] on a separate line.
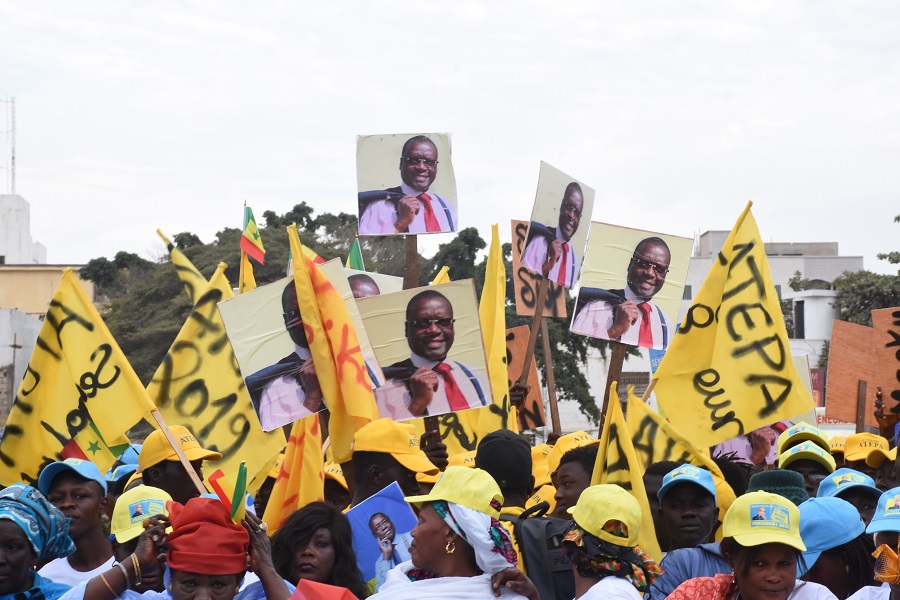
[873, 307, 900, 408]
[511, 220, 567, 318]
[505, 325, 545, 430]
[825, 319, 879, 428]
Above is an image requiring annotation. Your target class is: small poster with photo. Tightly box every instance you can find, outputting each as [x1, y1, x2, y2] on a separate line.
[356, 280, 492, 422]
[345, 482, 418, 594]
[357, 133, 458, 236]
[218, 276, 327, 432]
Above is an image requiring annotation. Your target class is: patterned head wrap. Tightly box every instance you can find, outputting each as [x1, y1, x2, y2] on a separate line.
[0, 484, 75, 561]
[562, 521, 662, 592]
[431, 500, 517, 574]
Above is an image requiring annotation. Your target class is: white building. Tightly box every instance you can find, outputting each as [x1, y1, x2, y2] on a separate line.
[0, 194, 46, 265]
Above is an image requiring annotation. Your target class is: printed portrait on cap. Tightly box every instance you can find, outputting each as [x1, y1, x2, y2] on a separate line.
[357, 133, 458, 236]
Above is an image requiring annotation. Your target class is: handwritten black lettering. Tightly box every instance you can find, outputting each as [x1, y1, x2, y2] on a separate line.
[694, 369, 745, 438]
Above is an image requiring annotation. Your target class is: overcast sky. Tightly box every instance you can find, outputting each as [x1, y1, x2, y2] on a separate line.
[2, 1, 898, 274]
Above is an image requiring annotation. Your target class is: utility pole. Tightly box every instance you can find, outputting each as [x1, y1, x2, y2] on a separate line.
[10, 97, 14, 194]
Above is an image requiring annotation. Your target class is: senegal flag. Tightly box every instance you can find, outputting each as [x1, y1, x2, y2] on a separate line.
[240, 205, 266, 264]
[345, 236, 365, 270]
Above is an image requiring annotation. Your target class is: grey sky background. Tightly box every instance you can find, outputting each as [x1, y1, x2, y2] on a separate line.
[2, 2, 898, 274]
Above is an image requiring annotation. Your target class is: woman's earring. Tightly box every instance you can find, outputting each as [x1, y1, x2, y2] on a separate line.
[445, 540, 456, 554]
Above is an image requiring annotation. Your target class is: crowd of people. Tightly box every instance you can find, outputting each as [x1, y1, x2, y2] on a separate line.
[2, 417, 900, 600]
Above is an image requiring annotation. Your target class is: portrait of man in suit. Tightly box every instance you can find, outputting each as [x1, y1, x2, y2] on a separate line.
[358, 135, 457, 235]
[520, 181, 584, 288]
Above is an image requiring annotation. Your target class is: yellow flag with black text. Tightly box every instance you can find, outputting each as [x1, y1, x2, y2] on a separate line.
[158, 229, 208, 305]
[653, 202, 813, 448]
[146, 264, 285, 489]
[0, 269, 154, 485]
[590, 384, 662, 562]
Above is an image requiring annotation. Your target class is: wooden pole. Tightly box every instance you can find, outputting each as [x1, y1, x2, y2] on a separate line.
[856, 379, 868, 433]
[148, 409, 207, 495]
[598, 342, 628, 432]
[640, 378, 657, 404]
[518, 278, 548, 386]
[540, 318, 561, 438]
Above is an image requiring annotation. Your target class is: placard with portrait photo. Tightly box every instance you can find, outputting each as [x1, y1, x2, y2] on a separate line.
[356, 280, 492, 421]
[520, 162, 595, 290]
[357, 133, 458, 236]
[570, 223, 692, 351]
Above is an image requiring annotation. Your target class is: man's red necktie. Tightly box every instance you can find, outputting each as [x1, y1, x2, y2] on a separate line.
[432, 362, 469, 411]
[418, 193, 441, 232]
[556, 242, 569, 286]
[639, 302, 653, 347]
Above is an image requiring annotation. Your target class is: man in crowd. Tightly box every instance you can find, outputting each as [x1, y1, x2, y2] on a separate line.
[778, 440, 836, 496]
[376, 290, 489, 419]
[138, 424, 222, 504]
[657, 464, 719, 551]
[521, 182, 584, 288]
[245, 282, 326, 430]
[572, 236, 674, 350]
[38, 459, 115, 585]
[358, 135, 456, 234]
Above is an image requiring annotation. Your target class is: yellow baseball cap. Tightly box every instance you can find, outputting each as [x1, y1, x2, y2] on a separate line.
[546, 431, 600, 476]
[352, 419, 438, 475]
[845, 433, 894, 468]
[777, 422, 830, 455]
[526, 484, 556, 512]
[829, 436, 847, 456]
[138, 425, 222, 471]
[723, 491, 805, 551]
[324, 461, 348, 491]
[448, 450, 477, 469]
[111, 485, 173, 543]
[567, 485, 641, 547]
[405, 466, 504, 518]
[531, 444, 553, 488]
[778, 441, 836, 473]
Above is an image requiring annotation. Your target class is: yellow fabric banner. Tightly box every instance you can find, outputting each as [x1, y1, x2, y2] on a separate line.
[653, 203, 814, 448]
[288, 225, 379, 464]
[261, 415, 324, 534]
[431, 266, 450, 285]
[146, 264, 285, 487]
[590, 383, 662, 562]
[239, 251, 257, 294]
[157, 229, 208, 305]
[0, 269, 154, 485]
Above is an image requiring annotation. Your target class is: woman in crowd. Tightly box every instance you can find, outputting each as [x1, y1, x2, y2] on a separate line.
[0, 484, 76, 600]
[269, 501, 367, 598]
[668, 491, 837, 600]
[60, 496, 292, 600]
[798, 497, 876, 599]
[368, 466, 528, 599]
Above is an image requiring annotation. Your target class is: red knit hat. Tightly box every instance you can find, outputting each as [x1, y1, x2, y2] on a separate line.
[166, 498, 249, 575]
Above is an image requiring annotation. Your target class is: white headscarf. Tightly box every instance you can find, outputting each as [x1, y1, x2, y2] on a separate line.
[433, 500, 518, 575]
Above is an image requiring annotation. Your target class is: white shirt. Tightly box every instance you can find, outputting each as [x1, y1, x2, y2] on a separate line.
[577, 577, 642, 600]
[848, 585, 890, 600]
[375, 352, 490, 420]
[359, 183, 455, 234]
[256, 346, 319, 431]
[521, 225, 578, 288]
[571, 286, 672, 350]
[39, 555, 115, 587]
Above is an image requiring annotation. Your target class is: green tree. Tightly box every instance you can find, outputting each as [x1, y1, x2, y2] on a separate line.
[876, 215, 900, 269]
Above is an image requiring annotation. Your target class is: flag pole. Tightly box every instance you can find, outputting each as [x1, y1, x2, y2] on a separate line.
[539, 317, 561, 438]
[599, 341, 628, 433]
[517, 278, 547, 386]
[149, 409, 207, 495]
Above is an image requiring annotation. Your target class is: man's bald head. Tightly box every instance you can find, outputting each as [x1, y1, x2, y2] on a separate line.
[349, 274, 381, 299]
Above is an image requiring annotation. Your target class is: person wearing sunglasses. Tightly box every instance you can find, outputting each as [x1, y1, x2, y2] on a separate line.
[359, 135, 456, 234]
[244, 281, 326, 431]
[572, 236, 674, 350]
[376, 290, 489, 420]
[521, 181, 585, 289]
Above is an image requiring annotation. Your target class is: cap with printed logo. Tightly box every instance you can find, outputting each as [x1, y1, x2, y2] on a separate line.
[39, 458, 108, 496]
[352, 418, 438, 475]
[531, 444, 554, 488]
[845, 433, 894, 468]
[567, 484, 642, 547]
[816, 467, 881, 500]
[657, 464, 718, 504]
[111, 486, 173, 543]
[546, 431, 600, 476]
[404, 466, 503, 518]
[448, 450, 477, 469]
[866, 486, 900, 534]
[723, 491, 805, 551]
[778, 441, 836, 473]
[138, 426, 222, 471]
[829, 436, 847, 456]
[324, 461, 348, 491]
[777, 422, 830, 455]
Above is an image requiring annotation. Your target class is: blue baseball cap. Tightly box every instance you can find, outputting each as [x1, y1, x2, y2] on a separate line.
[657, 464, 717, 504]
[867, 487, 900, 534]
[106, 464, 138, 484]
[798, 497, 865, 574]
[38, 458, 108, 496]
[816, 468, 881, 500]
[118, 444, 142, 466]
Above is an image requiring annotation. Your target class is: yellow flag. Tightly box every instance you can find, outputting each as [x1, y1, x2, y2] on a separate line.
[157, 229, 208, 305]
[0, 270, 154, 485]
[261, 415, 324, 534]
[590, 384, 662, 561]
[146, 264, 285, 486]
[239, 251, 257, 294]
[653, 202, 813, 448]
[288, 225, 379, 463]
[431, 266, 451, 285]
